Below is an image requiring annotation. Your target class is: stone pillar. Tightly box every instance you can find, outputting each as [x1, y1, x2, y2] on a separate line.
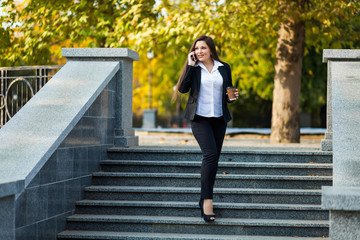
[142, 109, 157, 128]
[62, 48, 139, 147]
[321, 57, 333, 151]
[321, 49, 360, 239]
[113, 58, 139, 147]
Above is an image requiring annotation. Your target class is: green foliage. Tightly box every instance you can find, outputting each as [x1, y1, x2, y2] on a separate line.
[126, 0, 360, 125]
[0, 0, 158, 65]
[0, 27, 12, 66]
[1, 0, 360, 126]
[301, 48, 327, 112]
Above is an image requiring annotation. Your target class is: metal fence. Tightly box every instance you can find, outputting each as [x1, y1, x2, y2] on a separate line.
[0, 65, 63, 128]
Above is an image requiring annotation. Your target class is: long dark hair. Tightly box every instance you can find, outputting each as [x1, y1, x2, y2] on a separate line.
[172, 35, 221, 101]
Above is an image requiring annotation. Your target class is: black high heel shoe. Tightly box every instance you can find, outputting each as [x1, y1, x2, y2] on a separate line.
[199, 199, 215, 222]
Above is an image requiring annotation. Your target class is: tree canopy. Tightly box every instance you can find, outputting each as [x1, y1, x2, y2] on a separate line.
[1, 0, 359, 127]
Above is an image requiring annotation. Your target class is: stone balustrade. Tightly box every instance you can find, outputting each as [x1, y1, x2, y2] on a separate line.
[0, 48, 138, 240]
[321, 49, 360, 239]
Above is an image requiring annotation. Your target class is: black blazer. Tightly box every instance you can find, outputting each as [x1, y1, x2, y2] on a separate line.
[178, 61, 235, 122]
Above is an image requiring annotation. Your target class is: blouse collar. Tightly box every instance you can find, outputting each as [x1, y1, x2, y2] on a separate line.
[195, 60, 223, 73]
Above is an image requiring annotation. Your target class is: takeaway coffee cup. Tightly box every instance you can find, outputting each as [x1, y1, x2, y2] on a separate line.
[226, 86, 237, 101]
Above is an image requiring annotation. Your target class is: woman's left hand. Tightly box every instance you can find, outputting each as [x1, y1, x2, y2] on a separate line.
[234, 89, 239, 100]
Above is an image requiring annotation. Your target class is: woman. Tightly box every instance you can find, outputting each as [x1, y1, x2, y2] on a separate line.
[173, 35, 238, 222]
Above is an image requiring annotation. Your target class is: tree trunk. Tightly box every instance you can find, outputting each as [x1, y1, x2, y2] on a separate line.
[270, 17, 305, 143]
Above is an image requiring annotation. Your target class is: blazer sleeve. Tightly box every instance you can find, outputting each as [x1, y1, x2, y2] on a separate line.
[224, 63, 236, 103]
[178, 65, 195, 93]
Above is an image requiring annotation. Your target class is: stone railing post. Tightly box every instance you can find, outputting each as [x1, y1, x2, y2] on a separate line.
[321, 49, 360, 239]
[321, 53, 333, 151]
[62, 48, 139, 147]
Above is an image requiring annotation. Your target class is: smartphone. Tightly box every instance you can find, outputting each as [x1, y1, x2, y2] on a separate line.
[192, 54, 197, 61]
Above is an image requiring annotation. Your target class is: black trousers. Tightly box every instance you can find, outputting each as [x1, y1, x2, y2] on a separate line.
[191, 115, 227, 199]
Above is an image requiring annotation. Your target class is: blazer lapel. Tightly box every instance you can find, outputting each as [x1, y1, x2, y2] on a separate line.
[195, 66, 201, 95]
[218, 66, 228, 89]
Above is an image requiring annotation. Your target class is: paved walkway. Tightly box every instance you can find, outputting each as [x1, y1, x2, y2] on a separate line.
[135, 128, 325, 152]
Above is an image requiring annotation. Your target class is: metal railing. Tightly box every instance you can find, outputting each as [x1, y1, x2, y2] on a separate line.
[0, 65, 63, 127]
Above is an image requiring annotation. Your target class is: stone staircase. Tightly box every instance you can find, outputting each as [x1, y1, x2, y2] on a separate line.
[57, 147, 332, 239]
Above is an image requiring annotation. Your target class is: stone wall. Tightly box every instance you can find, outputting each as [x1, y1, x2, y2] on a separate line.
[15, 78, 116, 240]
[0, 48, 139, 240]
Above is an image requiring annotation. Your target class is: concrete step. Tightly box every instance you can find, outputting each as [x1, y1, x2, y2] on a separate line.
[75, 200, 328, 220]
[65, 215, 329, 237]
[107, 148, 332, 164]
[58, 147, 332, 239]
[84, 186, 322, 204]
[100, 160, 332, 176]
[58, 230, 329, 239]
[91, 172, 332, 189]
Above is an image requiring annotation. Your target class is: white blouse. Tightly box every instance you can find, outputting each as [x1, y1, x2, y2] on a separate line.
[195, 60, 224, 118]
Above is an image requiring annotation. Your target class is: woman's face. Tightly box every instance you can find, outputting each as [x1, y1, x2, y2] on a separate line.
[194, 40, 212, 63]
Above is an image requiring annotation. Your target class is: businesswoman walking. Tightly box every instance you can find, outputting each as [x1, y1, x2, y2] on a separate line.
[173, 35, 238, 222]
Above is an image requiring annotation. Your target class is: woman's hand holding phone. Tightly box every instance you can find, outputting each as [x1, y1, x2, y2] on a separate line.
[188, 51, 197, 66]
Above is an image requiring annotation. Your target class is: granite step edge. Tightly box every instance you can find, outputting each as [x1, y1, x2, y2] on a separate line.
[76, 200, 323, 211]
[84, 186, 322, 195]
[100, 160, 333, 169]
[92, 172, 332, 181]
[58, 230, 329, 240]
[66, 215, 329, 227]
[107, 147, 332, 156]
